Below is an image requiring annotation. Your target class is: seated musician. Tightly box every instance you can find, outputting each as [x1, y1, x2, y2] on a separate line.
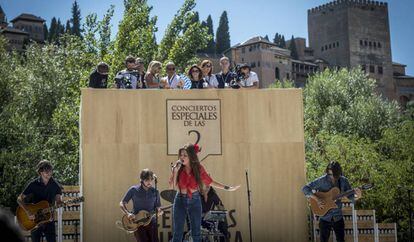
[302, 161, 362, 242]
[17, 160, 63, 242]
[119, 169, 162, 242]
[201, 186, 229, 242]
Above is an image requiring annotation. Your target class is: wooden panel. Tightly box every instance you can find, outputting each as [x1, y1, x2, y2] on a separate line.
[80, 89, 308, 242]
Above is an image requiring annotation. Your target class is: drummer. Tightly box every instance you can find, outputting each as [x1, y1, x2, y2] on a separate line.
[201, 186, 229, 242]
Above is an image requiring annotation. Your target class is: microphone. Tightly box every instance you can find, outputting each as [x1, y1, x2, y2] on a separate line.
[171, 160, 183, 170]
[153, 174, 158, 180]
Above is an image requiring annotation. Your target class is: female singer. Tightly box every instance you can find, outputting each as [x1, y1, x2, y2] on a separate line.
[169, 144, 240, 242]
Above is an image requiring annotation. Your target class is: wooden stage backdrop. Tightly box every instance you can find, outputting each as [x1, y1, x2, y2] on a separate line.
[80, 89, 308, 242]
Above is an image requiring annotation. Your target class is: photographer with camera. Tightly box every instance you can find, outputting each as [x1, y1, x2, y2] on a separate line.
[135, 58, 147, 88]
[115, 56, 143, 89]
[215, 57, 237, 89]
[236, 63, 259, 89]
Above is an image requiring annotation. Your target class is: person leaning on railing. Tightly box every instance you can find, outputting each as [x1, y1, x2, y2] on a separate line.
[145, 61, 163, 89]
[88, 62, 109, 89]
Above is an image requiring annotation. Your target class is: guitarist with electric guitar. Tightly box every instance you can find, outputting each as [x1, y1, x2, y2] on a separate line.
[119, 169, 165, 242]
[302, 161, 367, 242]
[16, 160, 63, 242]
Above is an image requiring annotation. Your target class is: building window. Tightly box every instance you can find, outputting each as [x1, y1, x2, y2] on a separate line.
[275, 67, 280, 80]
[369, 41, 372, 47]
[364, 40, 368, 46]
[251, 62, 256, 68]
[362, 65, 366, 72]
[325, 45, 328, 50]
[378, 66, 383, 75]
[258, 61, 261, 67]
[369, 65, 375, 73]
[241, 58, 244, 62]
[336, 41, 339, 47]
[360, 40, 363, 46]
[287, 73, 290, 79]
[373, 42, 377, 48]
[378, 42, 382, 48]
[242, 47, 245, 53]
[321, 46, 324, 52]
[329, 44, 332, 49]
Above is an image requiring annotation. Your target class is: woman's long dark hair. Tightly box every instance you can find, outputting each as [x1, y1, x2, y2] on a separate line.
[176, 144, 204, 191]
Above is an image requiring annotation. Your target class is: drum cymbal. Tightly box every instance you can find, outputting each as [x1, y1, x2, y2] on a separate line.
[160, 189, 177, 203]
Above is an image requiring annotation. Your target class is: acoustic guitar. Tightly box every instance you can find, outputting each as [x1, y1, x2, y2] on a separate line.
[120, 204, 173, 232]
[309, 184, 373, 216]
[16, 196, 84, 231]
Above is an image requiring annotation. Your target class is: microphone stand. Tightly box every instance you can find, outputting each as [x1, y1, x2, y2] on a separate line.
[245, 169, 253, 242]
[154, 176, 159, 234]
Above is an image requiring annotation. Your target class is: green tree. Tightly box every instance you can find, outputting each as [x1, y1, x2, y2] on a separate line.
[43, 23, 49, 41]
[56, 19, 65, 40]
[65, 20, 71, 34]
[201, 15, 215, 54]
[289, 35, 298, 59]
[273, 33, 286, 48]
[166, 10, 210, 71]
[215, 11, 230, 54]
[71, 0, 82, 37]
[304, 68, 399, 140]
[112, 0, 158, 73]
[0, 35, 96, 210]
[83, 5, 115, 59]
[273, 33, 280, 46]
[48, 17, 58, 42]
[280, 35, 286, 48]
[98, 5, 115, 59]
[183, 11, 199, 33]
[302, 68, 413, 240]
[156, 0, 196, 62]
[156, 0, 210, 71]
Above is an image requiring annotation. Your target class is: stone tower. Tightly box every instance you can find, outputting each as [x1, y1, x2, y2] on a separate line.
[308, 0, 394, 99]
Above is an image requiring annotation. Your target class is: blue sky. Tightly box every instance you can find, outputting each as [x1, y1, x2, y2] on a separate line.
[1, 0, 413, 74]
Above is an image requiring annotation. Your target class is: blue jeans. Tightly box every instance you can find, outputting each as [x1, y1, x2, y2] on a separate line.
[172, 192, 202, 242]
[31, 221, 56, 242]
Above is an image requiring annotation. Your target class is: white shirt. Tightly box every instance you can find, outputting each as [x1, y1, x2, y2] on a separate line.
[240, 71, 259, 87]
[203, 74, 219, 88]
[164, 74, 181, 89]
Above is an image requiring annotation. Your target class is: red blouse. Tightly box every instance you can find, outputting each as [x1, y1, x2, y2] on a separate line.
[178, 165, 213, 198]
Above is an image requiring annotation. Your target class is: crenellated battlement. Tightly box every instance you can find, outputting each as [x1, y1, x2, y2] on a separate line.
[308, 0, 388, 14]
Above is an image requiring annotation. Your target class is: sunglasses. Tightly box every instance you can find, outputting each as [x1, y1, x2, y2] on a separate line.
[192, 69, 200, 73]
[203, 64, 212, 68]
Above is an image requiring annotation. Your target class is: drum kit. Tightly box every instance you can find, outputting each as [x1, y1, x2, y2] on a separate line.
[161, 189, 228, 242]
[183, 210, 227, 242]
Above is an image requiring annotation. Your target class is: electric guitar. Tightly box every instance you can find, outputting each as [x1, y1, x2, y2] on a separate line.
[119, 204, 173, 232]
[16, 196, 84, 231]
[309, 184, 373, 216]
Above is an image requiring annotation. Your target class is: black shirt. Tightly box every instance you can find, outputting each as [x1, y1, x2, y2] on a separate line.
[89, 69, 108, 88]
[191, 80, 204, 89]
[201, 188, 223, 214]
[215, 71, 237, 88]
[22, 177, 62, 204]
